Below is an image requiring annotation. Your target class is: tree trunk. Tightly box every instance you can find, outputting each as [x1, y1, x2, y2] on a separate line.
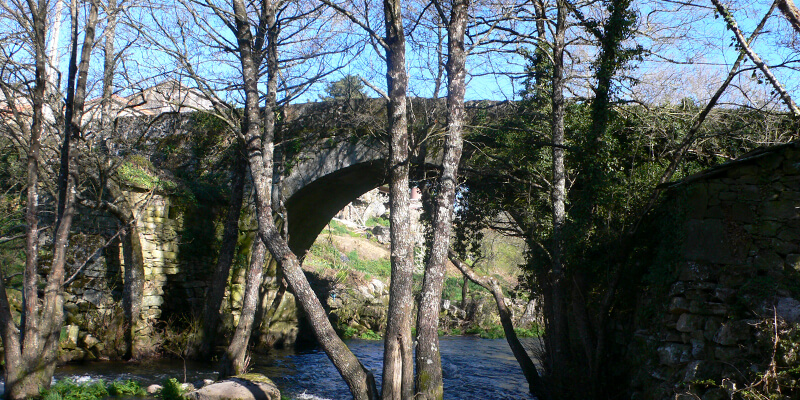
[448, 251, 550, 400]
[0, 1, 98, 397]
[219, 228, 267, 378]
[381, 0, 414, 398]
[122, 223, 145, 360]
[415, 2, 468, 398]
[547, 0, 570, 388]
[198, 150, 246, 358]
[230, 1, 377, 398]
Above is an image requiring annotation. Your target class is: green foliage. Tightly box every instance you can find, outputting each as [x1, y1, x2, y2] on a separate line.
[117, 160, 178, 191]
[107, 380, 146, 397]
[40, 379, 113, 400]
[515, 325, 545, 338]
[322, 75, 367, 101]
[359, 329, 382, 340]
[160, 378, 187, 400]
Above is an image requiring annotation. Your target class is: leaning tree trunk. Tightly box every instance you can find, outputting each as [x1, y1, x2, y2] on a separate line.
[219, 226, 268, 377]
[415, 1, 468, 398]
[448, 250, 550, 400]
[230, 1, 377, 398]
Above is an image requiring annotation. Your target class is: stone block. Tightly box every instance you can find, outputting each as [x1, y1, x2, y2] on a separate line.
[783, 160, 800, 175]
[713, 346, 741, 361]
[669, 282, 686, 296]
[657, 343, 691, 366]
[739, 185, 762, 202]
[687, 184, 709, 219]
[727, 165, 759, 179]
[754, 251, 783, 271]
[669, 297, 689, 314]
[757, 153, 783, 170]
[676, 313, 704, 333]
[713, 321, 751, 346]
[683, 220, 738, 265]
[771, 238, 797, 255]
[760, 200, 798, 220]
[776, 297, 800, 323]
[786, 254, 800, 271]
[728, 203, 755, 223]
[142, 295, 164, 307]
[756, 220, 781, 237]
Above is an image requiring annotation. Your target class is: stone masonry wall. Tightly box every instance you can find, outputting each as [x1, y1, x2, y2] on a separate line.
[625, 144, 800, 399]
[57, 189, 299, 361]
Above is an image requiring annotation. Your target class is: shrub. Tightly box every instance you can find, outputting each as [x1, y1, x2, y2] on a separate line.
[41, 379, 109, 400]
[160, 378, 187, 400]
[107, 380, 147, 397]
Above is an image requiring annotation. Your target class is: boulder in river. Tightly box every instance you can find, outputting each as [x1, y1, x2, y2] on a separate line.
[185, 374, 280, 400]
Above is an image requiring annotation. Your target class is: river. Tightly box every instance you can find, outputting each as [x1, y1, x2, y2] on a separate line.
[50, 336, 538, 399]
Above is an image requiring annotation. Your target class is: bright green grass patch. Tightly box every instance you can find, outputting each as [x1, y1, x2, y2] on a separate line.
[365, 216, 389, 227]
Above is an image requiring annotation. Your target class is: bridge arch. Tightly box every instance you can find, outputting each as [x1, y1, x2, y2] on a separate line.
[281, 139, 389, 256]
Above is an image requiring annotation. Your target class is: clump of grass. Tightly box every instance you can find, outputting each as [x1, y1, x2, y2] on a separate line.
[349, 250, 391, 278]
[365, 216, 389, 227]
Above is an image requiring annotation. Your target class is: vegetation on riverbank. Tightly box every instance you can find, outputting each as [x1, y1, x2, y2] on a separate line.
[40, 379, 145, 400]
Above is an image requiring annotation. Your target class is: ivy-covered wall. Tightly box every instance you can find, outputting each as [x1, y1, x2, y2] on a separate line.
[623, 143, 800, 399]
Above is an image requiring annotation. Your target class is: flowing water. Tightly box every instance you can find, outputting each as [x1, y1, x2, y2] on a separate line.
[46, 336, 539, 399]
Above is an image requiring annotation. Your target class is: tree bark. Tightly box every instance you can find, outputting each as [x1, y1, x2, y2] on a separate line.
[1, 0, 99, 397]
[381, 0, 414, 398]
[198, 150, 246, 358]
[779, 0, 800, 34]
[415, 2, 468, 399]
[448, 250, 550, 400]
[230, 1, 377, 398]
[122, 223, 145, 359]
[711, 0, 800, 116]
[219, 225, 267, 377]
[547, 0, 570, 387]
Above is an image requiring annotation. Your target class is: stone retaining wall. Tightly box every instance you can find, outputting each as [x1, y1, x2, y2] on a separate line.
[625, 144, 800, 399]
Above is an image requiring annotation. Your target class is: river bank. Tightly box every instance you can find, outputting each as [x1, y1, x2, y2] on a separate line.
[36, 336, 538, 400]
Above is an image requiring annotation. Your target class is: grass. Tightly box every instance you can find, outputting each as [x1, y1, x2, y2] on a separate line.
[365, 216, 389, 227]
[308, 240, 391, 278]
[41, 379, 146, 400]
[118, 161, 178, 191]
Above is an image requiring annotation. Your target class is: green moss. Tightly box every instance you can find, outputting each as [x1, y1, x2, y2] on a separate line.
[117, 161, 178, 191]
[235, 373, 275, 385]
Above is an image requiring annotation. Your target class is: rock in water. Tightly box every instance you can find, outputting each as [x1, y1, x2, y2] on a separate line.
[185, 374, 280, 400]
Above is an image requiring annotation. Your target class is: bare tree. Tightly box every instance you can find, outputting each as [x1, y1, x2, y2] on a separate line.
[414, 1, 468, 399]
[0, 0, 100, 397]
